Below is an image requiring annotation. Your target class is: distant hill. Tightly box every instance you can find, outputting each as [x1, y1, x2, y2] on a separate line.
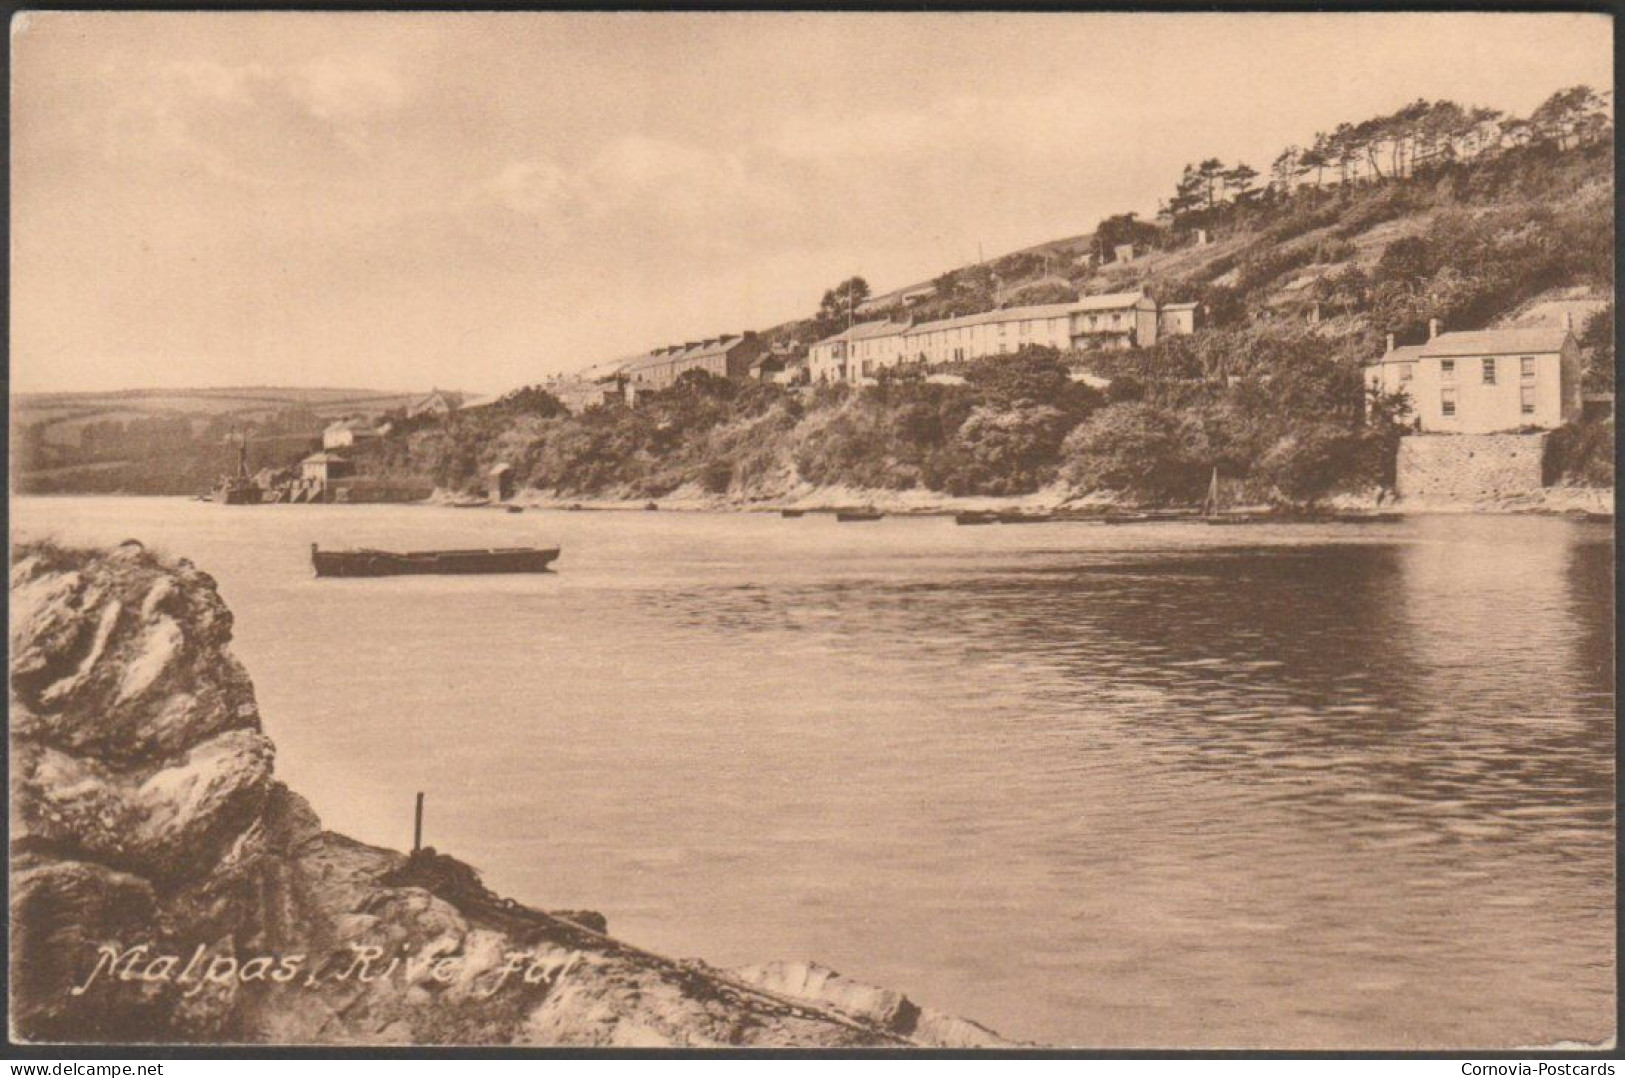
[12, 386, 463, 496]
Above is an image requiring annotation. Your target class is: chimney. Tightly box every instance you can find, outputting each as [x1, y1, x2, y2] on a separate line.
[1428, 318, 1441, 340]
[1385, 332, 1395, 354]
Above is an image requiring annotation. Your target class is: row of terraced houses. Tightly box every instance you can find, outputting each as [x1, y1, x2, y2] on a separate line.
[807, 290, 1198, 385]
[580, 288, 1200, 399]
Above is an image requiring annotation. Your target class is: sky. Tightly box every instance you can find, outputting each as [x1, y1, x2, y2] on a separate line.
[10, 11, 1613, 395]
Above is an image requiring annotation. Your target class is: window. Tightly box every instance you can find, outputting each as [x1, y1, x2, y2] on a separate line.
[1521, 386, 1536, 415]
[1441, 388, 1457, 417]
[1440, 359, 1455, 381]
[1520, 356, 1536, 380]
[1399, 363, 1415, 382]
[1482, 358, 1497, 384]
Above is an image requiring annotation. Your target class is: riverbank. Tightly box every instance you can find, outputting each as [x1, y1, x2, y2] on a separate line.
[9, 539, 1009, 1047]
[433, 480, 1614, 519]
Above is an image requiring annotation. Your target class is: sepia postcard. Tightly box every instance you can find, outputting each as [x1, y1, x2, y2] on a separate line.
[8, 10, 1617, 1053]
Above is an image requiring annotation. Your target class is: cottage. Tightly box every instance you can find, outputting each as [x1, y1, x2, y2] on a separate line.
[322, 417, 382, 451]
[809, 319, 912, 383]
[751, 345, 809, 385]
[1157, 302, 1202, 339]
[1364, 319, 1583, 434]
[618, 332, 767, 392]
[407, 391, 460, 419]
[299, 452, 353, 487]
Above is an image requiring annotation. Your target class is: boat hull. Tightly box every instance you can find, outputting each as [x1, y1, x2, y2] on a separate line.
[312, 546, 560, 577]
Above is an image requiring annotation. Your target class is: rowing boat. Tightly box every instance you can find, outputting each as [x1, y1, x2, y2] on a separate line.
[311, 543, 560, 577]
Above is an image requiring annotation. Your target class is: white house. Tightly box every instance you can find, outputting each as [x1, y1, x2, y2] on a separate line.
[807, 291, 1201, 385]
[1364, 320, 1583, 434]
[321, 417, 383, 450]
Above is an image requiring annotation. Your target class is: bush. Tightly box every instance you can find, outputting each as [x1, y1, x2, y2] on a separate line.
[1254, 423, 1375, 506]
[1544, 420, 1615, 487]
[937, 404, 1071, 496]
[1062, 403, 1211, 502]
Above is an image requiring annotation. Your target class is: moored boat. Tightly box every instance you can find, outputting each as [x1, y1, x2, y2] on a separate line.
[781, 508, 807, 518]
[1329, 511, 1404, 524]
[311, 543, 560, 577]
[955, 510, 998, 525]
[836, 509, 884, 522]
[996, 511, 1051, 525]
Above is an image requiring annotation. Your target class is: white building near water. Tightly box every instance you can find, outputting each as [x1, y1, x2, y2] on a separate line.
[1364, 320, 1583, 434]
[808, 291, 1200, 385]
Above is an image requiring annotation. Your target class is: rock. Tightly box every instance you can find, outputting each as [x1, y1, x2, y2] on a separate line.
[730, 961, 1012, 1048]
[9, 540, 1006, 1047]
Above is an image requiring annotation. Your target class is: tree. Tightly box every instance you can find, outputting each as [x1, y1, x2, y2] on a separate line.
[493, 385, 569, 418]
[1298, 139, 1329, 189]
[1196, 158, 1226, 209]
[816, 277, 871, 331]
[1534, 86, 1611, 149]
[1269, 147, 1301, 193]
[1579, 307, 1615, 395]
[1223, 163, 1259, 203]
[1255, 423, 1369, 506]
[1093, 212, 1161, 260]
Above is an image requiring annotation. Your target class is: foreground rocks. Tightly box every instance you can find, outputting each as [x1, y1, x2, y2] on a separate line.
[9, 540, 1009, 1047]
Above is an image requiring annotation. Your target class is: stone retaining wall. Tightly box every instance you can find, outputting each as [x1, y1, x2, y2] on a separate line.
[1395, 432, 1548, 502]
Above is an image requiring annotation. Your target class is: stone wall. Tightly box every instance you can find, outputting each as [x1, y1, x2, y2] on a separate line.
[1395, 432, 1547, 502]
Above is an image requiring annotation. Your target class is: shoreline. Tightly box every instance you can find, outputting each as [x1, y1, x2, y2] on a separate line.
[9, 539, 1012, 1047]
[17, 484, 1615, 520]
[462, 482, 1616, 520]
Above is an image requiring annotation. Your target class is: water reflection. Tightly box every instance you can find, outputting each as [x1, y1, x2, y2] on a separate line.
[12, 500, 1615, 1047]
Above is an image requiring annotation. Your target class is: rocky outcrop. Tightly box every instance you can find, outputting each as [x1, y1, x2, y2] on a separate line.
[9, 540, 1009, 1047]
[730, 961, 1007, 1049]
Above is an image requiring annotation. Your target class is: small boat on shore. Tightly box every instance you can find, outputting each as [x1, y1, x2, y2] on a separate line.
[449, 498, 489, 509]
[955, 510, 998, 525]
[1204, 513, 1276, 526]
[996, 511, 1052, 525]
[505, 505, 524, 514]
[836, 509, 884, 523]
[781, 508, 807, 518]
[311, 543, 559, 577]
[1327, 512, 1404, 524]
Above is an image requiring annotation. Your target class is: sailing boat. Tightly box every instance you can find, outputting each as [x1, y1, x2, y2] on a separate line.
[213, 430, 265, 505]
[1202, 466, 1267, 525]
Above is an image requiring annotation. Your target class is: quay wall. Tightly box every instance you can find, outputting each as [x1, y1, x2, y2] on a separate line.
[1395, 432, 1548, 502]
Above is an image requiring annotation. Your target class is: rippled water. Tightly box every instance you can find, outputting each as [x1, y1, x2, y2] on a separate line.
[12, 497, 1615, 1047]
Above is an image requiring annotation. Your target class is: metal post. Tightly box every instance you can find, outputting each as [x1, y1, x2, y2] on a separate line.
[413, 792, 424, 854]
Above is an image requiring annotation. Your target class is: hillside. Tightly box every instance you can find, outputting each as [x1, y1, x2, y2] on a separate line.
[18, 86, 1615, 505]
[13, 386, 460, 496]
[365, 88, 1613, 509]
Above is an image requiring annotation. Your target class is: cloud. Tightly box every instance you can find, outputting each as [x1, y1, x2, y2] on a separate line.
[103, 56, 410, 183]
[473, 134, 776, 237]
[769, 92, 1115, 166]
[484, 159, 576, 218]
[290, 56, 407, 125]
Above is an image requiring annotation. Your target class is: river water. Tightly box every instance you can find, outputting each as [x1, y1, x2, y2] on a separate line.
[11, 497, 1616, 1048]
